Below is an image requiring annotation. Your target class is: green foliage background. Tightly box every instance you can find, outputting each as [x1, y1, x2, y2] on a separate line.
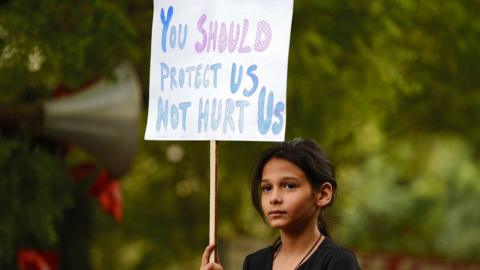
[1, 0, 479, 269]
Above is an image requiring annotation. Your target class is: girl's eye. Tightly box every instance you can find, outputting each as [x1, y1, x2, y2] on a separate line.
[261, 185, 272, 192]
[284, 183, 297, 190]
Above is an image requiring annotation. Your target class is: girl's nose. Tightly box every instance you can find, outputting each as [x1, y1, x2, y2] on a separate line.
[270, 188, 282, 205]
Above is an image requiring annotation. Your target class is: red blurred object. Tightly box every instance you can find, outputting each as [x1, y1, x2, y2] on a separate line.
[70, 162, 97, 182]
[52, 84, 69, 99]
[89, 170, 123, 222]
[17, 249, 58, 270]
[53, 78, 102, 100]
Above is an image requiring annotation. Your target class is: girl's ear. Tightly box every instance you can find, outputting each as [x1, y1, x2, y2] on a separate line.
[315, 182, 333, 208]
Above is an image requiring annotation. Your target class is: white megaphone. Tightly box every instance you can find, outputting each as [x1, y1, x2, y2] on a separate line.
[0, 62, 142, 177]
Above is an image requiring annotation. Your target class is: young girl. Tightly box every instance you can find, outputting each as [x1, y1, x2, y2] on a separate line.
[201, 138, 360, 270]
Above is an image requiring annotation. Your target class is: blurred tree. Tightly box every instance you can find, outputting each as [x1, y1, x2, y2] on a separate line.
[0, 137, 72, 269]
[286, 0, 480, 262]
[337, 136, 480, 260]
[0, 0, 141, 268]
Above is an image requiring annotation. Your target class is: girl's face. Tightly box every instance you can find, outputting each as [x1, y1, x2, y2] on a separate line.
[260, 158, 320, 231]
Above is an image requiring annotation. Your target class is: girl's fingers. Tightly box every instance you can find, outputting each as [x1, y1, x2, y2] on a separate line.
[201, 244, 215, 266]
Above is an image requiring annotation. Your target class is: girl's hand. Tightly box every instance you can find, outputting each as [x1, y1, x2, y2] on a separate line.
[200, 244, 223, 270]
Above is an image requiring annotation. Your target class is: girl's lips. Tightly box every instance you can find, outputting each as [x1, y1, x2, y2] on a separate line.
[268, 210, 286, 217]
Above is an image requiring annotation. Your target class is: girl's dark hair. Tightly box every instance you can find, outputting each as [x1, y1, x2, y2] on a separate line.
[251, 138, 337, 237]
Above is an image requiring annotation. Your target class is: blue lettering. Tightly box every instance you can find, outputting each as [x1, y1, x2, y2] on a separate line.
[160, 63, 169, 91]
[230, 63, 242, 94]
[195, 64, 203, 89]
[178, 24, 188, 49]
[156, 97, 169, 130]
[198, 98, 209, 132]
[243, 64, 258, 97]
[211, 63, 222, 88]
[236, 100, 249, 133]
[178, 68, 185, 88]
[170, 67, 177, 89]
[223, 98, 235, 134]
[169, 25, 177, 48]
[171, 104, 179, 129]
[257, 87, 273, 135]
[179, 102, 191, 131]
[186, 66, 196, 87]
[160, 6, 174, 53]
[203, 64, 210, 88]
[272, 102, 284, 134]
[156, 98, 191, 131]
[211, 99, 222, 131]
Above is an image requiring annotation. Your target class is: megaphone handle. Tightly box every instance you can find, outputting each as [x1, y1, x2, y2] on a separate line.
[0, 103, 43, 131]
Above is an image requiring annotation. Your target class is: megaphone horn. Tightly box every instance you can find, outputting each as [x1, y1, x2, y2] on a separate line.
[0, 62, 142, 177]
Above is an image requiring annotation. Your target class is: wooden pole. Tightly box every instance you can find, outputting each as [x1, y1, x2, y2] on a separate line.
[209, 140, 218, 262]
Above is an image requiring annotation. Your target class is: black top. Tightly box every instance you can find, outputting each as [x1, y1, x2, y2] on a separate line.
[243, 237, 361, 270]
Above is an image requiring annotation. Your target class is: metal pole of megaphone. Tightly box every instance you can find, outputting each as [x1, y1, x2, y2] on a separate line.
[0, 62, 142, 177]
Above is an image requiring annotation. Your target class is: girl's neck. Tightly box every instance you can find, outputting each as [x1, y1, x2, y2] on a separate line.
[278, 220, 322, 256]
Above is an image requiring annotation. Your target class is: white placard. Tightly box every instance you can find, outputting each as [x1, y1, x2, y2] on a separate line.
[145, 0, 293, 141]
